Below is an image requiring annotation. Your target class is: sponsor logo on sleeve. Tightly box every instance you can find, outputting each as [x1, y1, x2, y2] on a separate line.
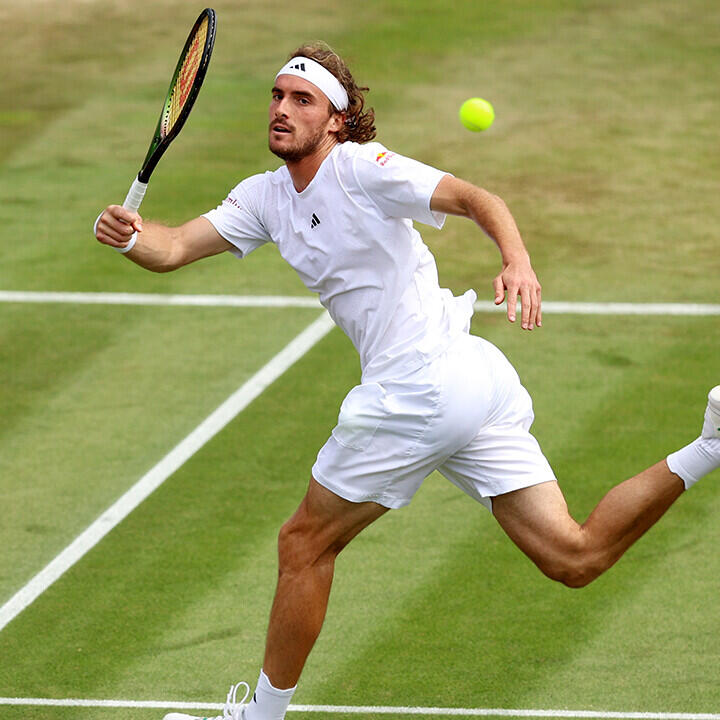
[223, 195, 242, 209]
[375, 151, 395, 166]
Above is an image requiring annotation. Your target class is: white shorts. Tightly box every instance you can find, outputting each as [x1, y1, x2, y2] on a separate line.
[312, 334, 556, 511]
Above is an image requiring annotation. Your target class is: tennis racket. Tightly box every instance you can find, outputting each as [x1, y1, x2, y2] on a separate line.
[123, 8, 217, 213]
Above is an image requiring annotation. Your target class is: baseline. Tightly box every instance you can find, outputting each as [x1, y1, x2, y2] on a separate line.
[0, 311, 335, 634]
[0, 697, 718, 719]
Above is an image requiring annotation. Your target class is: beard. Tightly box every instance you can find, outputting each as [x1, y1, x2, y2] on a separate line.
[269, 124, 328, 162]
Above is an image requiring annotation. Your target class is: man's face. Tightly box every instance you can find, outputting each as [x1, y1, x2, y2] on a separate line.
[269, 74, 341, 161]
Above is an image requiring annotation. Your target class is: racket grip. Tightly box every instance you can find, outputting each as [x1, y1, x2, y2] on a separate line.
[123, 177, 149, 212]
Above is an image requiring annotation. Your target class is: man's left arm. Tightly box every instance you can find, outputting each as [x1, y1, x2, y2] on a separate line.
[430, 174, 542, 330]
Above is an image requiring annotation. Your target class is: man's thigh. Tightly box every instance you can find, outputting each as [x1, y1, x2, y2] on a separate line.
[491, 480, 581, 566]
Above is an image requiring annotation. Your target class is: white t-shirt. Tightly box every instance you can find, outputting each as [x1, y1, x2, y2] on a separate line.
[202, 141, 476, 382]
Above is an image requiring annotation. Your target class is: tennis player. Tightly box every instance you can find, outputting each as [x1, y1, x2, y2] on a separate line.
[94, 43, 720, 720]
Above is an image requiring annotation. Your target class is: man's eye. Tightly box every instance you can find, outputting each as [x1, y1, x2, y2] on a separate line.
[299, 97, 310, 105]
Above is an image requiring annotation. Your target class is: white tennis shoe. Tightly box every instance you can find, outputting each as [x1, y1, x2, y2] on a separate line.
[163, 682, 249, 720]
[703, 385, 720, 439]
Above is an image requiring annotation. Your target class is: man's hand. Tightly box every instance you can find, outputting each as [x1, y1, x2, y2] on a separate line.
[93, 207, 233, 272]
[429, 176, 543, 331]
[95, 205, 143, 250]
[493, 256, 542, 330]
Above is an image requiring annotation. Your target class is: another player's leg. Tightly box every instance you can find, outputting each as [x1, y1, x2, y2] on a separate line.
[164, 478, 388, 720]
[493, 386, 720, 587]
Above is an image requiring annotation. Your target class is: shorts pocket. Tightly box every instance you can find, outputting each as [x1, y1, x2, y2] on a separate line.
[332, 382, 389, 451]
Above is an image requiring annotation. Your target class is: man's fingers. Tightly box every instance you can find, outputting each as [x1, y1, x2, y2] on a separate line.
[496, 262, 543, 331]
[536, 286, 543, 327]
[97, 233, 128, 249]
[525, 283, 542, 330]
[506, 287, 518, 323]
[108, 204, 142, 226]
[94, 205, 143, 248]
[520, 286, 532, 329]
[98, 216, 133, 242]
[493, 275, 505, 305]
[104, 205, 143, 234]
[96, 225, 131, 248]
[95, 205, 142, 248]
[105, 215, 135, 237]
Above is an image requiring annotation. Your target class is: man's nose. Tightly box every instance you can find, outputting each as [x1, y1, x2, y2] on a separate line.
[274, 99, 290, 117]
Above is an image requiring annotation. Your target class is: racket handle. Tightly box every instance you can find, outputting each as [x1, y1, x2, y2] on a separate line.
[123, 177, 148, 212]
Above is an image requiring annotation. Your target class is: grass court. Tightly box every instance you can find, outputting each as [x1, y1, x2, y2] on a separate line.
[1, 1, 719, 717]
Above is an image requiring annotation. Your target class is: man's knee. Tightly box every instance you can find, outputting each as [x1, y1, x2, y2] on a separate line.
[276, 514, 342, 576]
[276, 478, 387, 576]
[540, 545, 606, 588]
[277, 517, 312, 574]
[546, 564, 600, 588]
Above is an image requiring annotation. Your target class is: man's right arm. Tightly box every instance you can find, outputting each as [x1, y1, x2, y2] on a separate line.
[94, 205, 233, 272]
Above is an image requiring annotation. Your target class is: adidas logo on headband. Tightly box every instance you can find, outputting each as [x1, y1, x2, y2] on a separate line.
[275, 56, 349, 111]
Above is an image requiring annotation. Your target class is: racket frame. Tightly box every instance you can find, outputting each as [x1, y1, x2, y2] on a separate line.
[137, 7, 216, 185]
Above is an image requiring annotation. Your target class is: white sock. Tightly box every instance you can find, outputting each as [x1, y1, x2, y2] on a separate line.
[244, 669, 296, 720]
[667, 436, 720, 490]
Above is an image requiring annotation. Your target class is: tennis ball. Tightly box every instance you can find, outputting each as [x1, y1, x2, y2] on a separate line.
[459, 97, 495, 132]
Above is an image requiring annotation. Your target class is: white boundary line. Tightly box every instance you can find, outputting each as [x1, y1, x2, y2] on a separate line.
[0, 698, 718, 719]
[1, 290, 719, 315]
[0, 291, 321, 308]
[0, 311, 335, 634]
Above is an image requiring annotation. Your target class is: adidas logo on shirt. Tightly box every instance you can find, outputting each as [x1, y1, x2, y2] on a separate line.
[311, 213, 321, 228]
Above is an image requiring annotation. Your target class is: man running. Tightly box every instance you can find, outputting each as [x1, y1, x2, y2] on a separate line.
[94, 42, 720, 720]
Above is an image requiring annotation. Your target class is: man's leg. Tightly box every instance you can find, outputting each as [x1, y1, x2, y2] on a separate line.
[492, 462, 683, 588]
[244, 478, 388, 719]
[492, 387, 720, 588]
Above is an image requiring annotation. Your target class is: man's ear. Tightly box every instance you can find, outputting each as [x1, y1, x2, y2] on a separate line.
[328, 110, 346, 133]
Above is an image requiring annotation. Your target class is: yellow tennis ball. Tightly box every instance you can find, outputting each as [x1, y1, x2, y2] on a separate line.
[459, 97, 495, 132]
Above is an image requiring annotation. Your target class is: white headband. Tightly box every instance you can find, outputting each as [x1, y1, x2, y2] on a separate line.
[275, 56, 349, 111]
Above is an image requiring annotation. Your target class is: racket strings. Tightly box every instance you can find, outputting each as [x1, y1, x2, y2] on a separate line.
[163, 16, 209, 135]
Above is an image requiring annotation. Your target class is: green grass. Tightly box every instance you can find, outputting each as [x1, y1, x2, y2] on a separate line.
[1, 318, 718, 713]
[0, 303, 322, 600]
[3, 0, 719, 299]
[2, 0, 720, 717]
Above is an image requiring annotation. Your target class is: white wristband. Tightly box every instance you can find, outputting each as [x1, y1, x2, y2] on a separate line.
[94, 210, 138, 253]
[115, 231, 138, 254]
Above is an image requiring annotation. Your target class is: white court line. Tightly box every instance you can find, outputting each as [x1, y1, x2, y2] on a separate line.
[0, 698, 718, 719]
[0, 311, 335, 634]
[0, 290, 321, 308]
[1, 290, 719, 315]
[525, 301, 720, 316]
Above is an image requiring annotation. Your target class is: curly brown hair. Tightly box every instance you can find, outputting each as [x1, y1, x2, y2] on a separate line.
[286, 42, 376, 144]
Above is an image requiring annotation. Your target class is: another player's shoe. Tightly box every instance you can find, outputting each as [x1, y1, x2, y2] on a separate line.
[703, 385, 720, 439]
[163, 682, 249, 720]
